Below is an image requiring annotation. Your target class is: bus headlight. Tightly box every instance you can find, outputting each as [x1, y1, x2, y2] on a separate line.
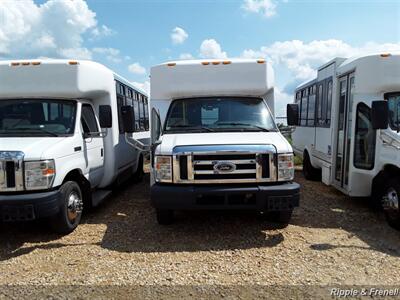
[24, 160, 56, 190]
[277, 153, 294, 181]
[155, 156, 172, 183]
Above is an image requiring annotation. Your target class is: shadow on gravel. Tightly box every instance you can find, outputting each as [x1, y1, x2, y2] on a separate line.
[0, 221, 100, 261]
[86, 175, 287, 253]
[291, 172, 400, 257]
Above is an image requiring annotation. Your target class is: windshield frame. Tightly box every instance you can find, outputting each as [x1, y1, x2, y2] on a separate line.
[0, 98, 78, 137]
[163, 96, 278, 134]
[385, 92, 400, 132]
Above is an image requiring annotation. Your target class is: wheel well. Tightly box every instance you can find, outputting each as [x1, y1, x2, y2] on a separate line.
[62, 169, 91, 206]
[372, 164, 400, 197]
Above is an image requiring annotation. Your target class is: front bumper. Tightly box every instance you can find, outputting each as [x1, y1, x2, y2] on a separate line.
[151, 182, 300, 211]
[0, 189, 62, 222]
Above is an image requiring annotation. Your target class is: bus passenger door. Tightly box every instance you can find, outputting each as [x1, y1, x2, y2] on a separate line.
[333, 73, 355, 190]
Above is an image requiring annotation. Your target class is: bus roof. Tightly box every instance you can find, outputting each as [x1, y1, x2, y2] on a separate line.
[0, 59, 147, 99]
[150, 58, 274, 100]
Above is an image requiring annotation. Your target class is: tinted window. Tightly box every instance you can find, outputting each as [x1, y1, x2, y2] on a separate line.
[0, 99, 76, 136]
[354, 103, 375, 169]
[387, 93, 400, 130]
[165, 97, 276, 132]
[81, 104, 99, 133]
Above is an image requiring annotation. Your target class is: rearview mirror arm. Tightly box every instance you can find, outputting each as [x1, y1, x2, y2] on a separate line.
[124, 133, 150, 152]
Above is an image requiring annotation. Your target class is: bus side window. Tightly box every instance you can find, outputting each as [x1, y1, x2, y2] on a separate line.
[300, 91, 308, 126]
[317, 83, 324, 126]
[326, 80, 333, 126]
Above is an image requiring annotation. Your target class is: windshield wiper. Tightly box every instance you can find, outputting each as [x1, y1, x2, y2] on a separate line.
[215, 122, 272, 132]
[168, 125, 215, 132]
[7, 127, 59, 137]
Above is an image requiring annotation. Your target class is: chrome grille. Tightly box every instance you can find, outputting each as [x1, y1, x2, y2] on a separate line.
[173, 145, 276, 184]
[0, 151, 24, 192]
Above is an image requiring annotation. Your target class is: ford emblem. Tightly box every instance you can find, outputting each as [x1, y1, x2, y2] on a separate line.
[213, 161, 236, 173]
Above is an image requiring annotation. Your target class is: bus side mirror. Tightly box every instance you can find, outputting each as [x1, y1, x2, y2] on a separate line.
[151, 108, 162, 144]
[371, 100, 388, 130]
[99, 105, 112, 128]
[287, 104, 299, 126]
[121, 105, 135, 133]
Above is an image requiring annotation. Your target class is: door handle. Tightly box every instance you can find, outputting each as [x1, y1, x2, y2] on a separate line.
[101, 148, 104, 157]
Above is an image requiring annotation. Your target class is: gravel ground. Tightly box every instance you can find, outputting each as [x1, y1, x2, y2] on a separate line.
[0, 171, 399, 298]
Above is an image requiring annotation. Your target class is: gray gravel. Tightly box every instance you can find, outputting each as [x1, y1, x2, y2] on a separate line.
[0, 171, 399, 298]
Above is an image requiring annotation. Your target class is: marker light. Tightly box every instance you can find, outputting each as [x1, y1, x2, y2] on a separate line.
[167, 63, 176, 67]
[212, 61, 220, 65]
[257, 59, 266, 64]
[31, 62, 41, 66]
[21, 62, 30, 66]
[381, 53, 391, 58]
[202, 62, 210, 65]
[222, 61, 231, 65]
[69, 61, 79, 65]
[11, 62, 20, 66]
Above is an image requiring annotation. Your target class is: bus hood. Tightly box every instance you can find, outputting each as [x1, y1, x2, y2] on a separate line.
[157, 132, 292, 154]
[0, 137, 71, 160]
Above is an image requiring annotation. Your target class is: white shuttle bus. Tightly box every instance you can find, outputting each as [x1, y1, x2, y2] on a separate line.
[287, 53, 400, 229]
[0, 59, 149, 233]
[145, 59, 299, 225]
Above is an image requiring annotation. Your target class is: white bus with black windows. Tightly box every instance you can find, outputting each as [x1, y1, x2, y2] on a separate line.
[0, 59, 149, 233]
[287, 53, 400, 229]
[138, 59, 300, 225]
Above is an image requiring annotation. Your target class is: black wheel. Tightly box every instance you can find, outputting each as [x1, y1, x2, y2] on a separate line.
[303, 151, 321, 181]
[156, 209, 174, 225]
[132, 155, 144, 183]
[382, 178, 400, 230]
[268, 210, 293, 225]
[49, 181, 83, 234]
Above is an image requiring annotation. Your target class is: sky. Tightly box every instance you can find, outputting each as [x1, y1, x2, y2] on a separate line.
[1, 0, 400, 117]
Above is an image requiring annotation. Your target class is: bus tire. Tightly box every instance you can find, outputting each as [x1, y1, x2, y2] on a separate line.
[49, 181, 83, 234]
[382, 178, 400, 230]
[303, 151, 321, 181]
[156, 209, 174, 225]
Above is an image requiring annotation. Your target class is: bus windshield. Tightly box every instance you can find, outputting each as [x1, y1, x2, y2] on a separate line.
[387, 93, 400, 131]
[164, 97, 277, 133]
[0, 99, 77, 137]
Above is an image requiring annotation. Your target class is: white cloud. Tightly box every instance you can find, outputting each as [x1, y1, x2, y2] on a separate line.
[242, 39, 400, 82]
[93, 47, 121, 63]
[0, 0, 112, 59]
[242, 0, 277, 18]
[241, 39, 400, 117]
[171, 27, 188, 45]
[131, 81, 150, 94]
[91, 25, 115, 39]
[179, 53, 194, 60]
[200, 39, 227, 59]
[128, 62, 146, 75]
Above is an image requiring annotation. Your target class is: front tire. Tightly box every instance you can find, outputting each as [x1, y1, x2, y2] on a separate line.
[303, 152, 321, 181]
[49, 181, 83, 234]
[156, 209, 174, 225]
[382, 179, 400, 230]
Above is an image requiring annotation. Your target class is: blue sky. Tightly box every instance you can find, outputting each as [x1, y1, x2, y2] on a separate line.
[1, 0, 400, 116]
